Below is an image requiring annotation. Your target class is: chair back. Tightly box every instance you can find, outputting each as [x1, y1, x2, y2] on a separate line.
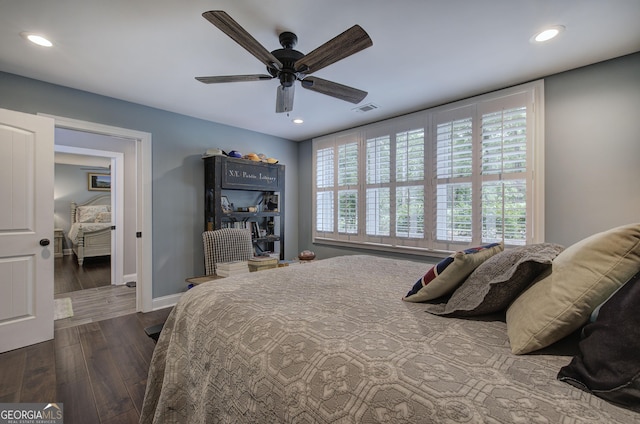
[202, 228, 253, 275]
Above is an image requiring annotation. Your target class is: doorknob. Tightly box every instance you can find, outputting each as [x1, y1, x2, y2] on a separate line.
[40, 238, 50, 246]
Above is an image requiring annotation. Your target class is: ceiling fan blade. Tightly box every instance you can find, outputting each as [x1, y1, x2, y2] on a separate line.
[295, 25, 372, 74]
[301, 77, 368, 104]
[202, 11, 283, 69]
[276, 85, 295, 113]
[196, 74, 273, 84]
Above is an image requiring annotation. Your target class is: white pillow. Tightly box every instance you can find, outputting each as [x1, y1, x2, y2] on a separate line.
[77, 205, 109, 223]
[94, 211, 111, 223]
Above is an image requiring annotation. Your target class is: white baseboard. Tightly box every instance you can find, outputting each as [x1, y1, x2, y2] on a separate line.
[112, 273, 136, 286]
[121, 273, 137, 285]
[152, 292, 183, 311]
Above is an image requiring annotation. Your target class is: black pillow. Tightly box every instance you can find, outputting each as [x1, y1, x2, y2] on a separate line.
[557, 271, 640, 411]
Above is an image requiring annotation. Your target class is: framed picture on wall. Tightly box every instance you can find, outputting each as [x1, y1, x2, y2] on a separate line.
[88, 173, 111, 191]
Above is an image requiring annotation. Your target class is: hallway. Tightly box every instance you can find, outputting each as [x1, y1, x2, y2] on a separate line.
[54, 255, 136, 330]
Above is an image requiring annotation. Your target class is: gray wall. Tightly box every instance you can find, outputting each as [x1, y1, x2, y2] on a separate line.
[297, 52, 640, 259]
[544, 53, 640, 246]
[0, 71, 299, 298]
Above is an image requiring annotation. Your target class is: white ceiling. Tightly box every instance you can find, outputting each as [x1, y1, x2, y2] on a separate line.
[1, 1, 639, 141]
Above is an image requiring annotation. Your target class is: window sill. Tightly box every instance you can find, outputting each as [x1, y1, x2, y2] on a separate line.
[312, 237, 454, 259]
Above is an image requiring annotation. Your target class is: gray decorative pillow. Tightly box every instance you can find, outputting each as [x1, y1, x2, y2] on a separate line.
[424, 243, 564, 317]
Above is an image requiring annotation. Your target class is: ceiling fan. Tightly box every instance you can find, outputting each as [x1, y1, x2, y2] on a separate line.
[196, 10, 373, 113]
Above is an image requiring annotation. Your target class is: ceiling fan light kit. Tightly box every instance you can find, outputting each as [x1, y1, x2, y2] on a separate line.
[197, 10, 373, 113]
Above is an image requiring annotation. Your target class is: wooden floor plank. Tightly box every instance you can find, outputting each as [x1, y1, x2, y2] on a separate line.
[78, 322, 136, 420]
[100, 407, 140, 424]
[135, 308, 172, 328]
[54, 256, 80, 294]
[99, 315, 151, 382]
[135, 309, 173, 359]
[53, 326, 79, 351]
[55, 326, 108, 424]
[0, 349, 25, 400]
[124, 377, 148, 416]
[0, 392, 20, 403]
[20, 340, 56, 402]
[57, 379, 100, 424]
[55, 343, 89, 386]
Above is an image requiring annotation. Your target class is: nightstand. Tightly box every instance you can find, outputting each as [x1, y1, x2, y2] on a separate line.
[54, 228, 64, 258]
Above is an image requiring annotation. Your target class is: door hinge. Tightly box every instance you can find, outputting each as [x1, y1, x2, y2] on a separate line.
[136, 232, 142, 238]
[111, 225, 116, 230]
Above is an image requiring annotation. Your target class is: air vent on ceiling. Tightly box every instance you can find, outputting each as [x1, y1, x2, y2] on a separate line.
[352, 103, 379, 113]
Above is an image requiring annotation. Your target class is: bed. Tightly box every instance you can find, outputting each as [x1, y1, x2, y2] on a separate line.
[141, 224, 640, 424]
[68, 194, 111, 266]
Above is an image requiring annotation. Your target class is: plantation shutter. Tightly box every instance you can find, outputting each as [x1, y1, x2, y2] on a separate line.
[480, 101, 529, 245]
[365, 134, 391, 237]
[337, 142, 359, 234]
[315, 146, 334, 234]
[433, 107, 474, 248]
[396, 128, 425, 240]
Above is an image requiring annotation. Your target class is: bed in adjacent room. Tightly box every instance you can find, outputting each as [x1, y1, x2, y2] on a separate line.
[140, 223, 640, 423]
[68, 194, 111, 266]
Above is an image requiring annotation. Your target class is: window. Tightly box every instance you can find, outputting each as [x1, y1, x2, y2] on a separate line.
[312, 81, 544, 255]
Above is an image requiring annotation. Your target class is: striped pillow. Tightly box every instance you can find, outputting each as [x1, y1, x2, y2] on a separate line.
[403, 242, 503, 302]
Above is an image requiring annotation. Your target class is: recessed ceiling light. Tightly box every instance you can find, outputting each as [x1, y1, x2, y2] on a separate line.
[532, 25, 565, 43]
[292, 118, 304, 124]
[21, 32, 53, 47]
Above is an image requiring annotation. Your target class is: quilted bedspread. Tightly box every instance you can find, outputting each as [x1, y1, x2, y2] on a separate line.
[67, 222, 111, 244]
[140, 255, 637, 423]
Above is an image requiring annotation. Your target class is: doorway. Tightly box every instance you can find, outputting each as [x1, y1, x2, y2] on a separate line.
[53, 145, 129, 324]
[45, 114, 153, 313]
[54, 146, 124, 286]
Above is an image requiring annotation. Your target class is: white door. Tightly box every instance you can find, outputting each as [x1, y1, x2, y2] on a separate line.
[0, 108, 55, 353]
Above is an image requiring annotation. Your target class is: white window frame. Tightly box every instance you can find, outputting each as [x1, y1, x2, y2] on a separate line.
[312, 81, 545, 257]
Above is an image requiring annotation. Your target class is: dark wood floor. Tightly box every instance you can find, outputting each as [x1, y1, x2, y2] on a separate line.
[55, 254, 112, 295]
[0, 308, 172, 424]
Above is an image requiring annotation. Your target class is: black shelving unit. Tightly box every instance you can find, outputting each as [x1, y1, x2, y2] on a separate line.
[204, 155, 285, 260]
